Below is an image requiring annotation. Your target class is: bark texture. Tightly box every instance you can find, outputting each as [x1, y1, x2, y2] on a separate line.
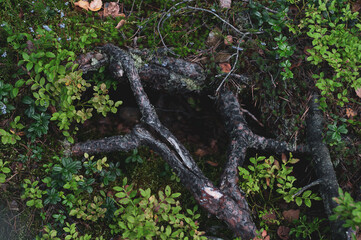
[306, 95, 349, 240]
[72, 44, 347, 239]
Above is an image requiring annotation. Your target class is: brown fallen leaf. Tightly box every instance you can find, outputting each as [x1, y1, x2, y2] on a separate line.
[277, 226, 290, 240]
[74, 0, 90, 11]
[219, 62, 231, 73]
[115, 19, 126, 29]
[195, 148, 207, 157]
[104, 2, 125, 18]
[206, 161, 218, 167]
[346, 107, 357, 118]
[356, 88, 361, 98]
[89, 0, 102, 11]
[224, 35, 233, 45]
[282, 209, 300, 223]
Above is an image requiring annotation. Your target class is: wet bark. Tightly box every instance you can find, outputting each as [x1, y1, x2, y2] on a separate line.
[72, 44, 346, 239]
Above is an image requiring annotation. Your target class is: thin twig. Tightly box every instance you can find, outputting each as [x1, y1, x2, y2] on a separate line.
[215, 39, 244, 93]
[293, 179, 323, 197]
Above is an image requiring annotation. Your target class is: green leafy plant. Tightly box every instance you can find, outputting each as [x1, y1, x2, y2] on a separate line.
[21, 179, 45, 208]
[0, 115, 24, 144]
[239, 154, 320, 207]
[52, 210, 66, 225]
[27, 112, 51, 142]
[110, 177, 206, 239]
[330, 188, 361, 234]
[274, 34, 295, 80]
[0, 159, 11, 183]
[125, 148, 144, 164]
[0, 80, 16, 115]
[69, 196, 107, 222]
[36, 223, 96, 240]
[290, 214, 326, 239]
[301, 0, 361, 108]
[326, 120, 348, 146]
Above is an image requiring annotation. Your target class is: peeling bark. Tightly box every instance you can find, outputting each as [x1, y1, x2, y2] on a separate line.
[72, 44, 347, 239]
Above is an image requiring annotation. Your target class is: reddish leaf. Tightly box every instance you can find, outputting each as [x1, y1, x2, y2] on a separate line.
[277, 226, 290, 240]
[282, 209, 300, 223]
[346, 108, 357, 118]
[281, 153, 287, 164]
[224, 35, 233, 45]
[219, 63, 231, 73]
[206, 161, 218, 167]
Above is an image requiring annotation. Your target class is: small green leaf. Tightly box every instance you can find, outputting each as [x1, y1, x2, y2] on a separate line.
[26, 62, 33, 71]
[46, 52, 56, 58]
[22, 52, 30, 61]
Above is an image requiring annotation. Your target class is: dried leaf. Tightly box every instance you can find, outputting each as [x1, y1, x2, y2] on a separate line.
[346, 108, 357, 118]
[74, 0, 90, 11]
[195, 149, 207, 157]
[104, 2, 124, 18]
[219, 63, 231, 73]
[352, 0, 361, 12]
[282, 209, 300, 223]
[214, 52, 232, 62]
[224, 35, 233, 45]
[206, 161, 218, 167]
[210, 139, 217, 149]
[220, 0, 231, 8]
[206, 28, 222, 47]
[356, 88, 361, 98]
[277, 226, 290, 240]
[89, 0, 102, 11]
[115, 19, 126, 29]
[281, 153, 287, 164]
[274, 159, 280, 170]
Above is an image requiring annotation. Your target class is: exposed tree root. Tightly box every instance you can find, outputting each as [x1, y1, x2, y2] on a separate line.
[306, 95, 350, 240]
[72, 44, 348, 239]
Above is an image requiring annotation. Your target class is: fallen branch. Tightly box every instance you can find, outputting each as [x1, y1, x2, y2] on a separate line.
[306, 94, 349, 240]
[72, 44, 347, 239]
